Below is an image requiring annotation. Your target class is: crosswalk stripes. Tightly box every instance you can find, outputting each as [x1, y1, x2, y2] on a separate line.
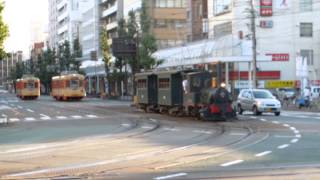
[2, 114, 100, 124]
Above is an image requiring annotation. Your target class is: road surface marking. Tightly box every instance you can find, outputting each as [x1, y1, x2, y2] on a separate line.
[86, 114, 98, 118]
[283, 124, 290, 127]
[150, 118, 157, 123]
[154, 173, 187, 180]
[121, 123, 130, 127]
[220, 160, 244, 167]
[278, 144, 290, 149]
[192, 130, 212, 134]
[250, 116, 257, 119]
[56, 116, 67, 119]
[27, 109, 34, 113]
[142, 126, 153, 129]
[9, 118, 20, 122]
[17, 106, 23, 109]
[272, 121, 280, 124]
[274, 135, 295, 138]
[296, 115, 308, 118]
[291, 139, 299, 143]
[40, 117, 51, 120]
[255, 151, 272, 157]
[295, 134, 302, 138]
[230, 133, 246, 136]
[163, 127, 180, 132]
[25, 117, 36, 121]
[260, 118, 267, 122]
[294, 130, 300, 134]
[71, 115, 82, 119]
[290, 127, 296, 130]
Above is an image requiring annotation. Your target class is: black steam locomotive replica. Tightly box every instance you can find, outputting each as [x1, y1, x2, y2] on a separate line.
[135, 70, 236, 121]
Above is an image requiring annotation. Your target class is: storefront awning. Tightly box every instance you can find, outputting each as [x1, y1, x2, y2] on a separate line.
[153, 36, 272, 68]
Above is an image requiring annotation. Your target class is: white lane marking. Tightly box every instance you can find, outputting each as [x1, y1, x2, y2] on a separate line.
[290, 127, 296, 130]
[283, 124, 290, 127]
[260, 118, 267, 122]
[0, 145, 50, 154]
[163, 127, 180, 132]
[142, 126, 153, 129]
[274, 135, 295, 138]
[296, 115, 308, 118]
[192, 130, 212, 134]
[294, 130, 300, 134]
[56, 116, 67, 119]
[9, 118, 20, 122]
[153, 173, 187, 180]
[25, 117, 36, 121]
[315, 117, 320, 120]
[220, 160, 244, 167]
[291, 139, 299, 143]
[230, 133, 247, 136]
[255, 151, 272, 157]
[86, 114, 98, 118]
[272, 121, 280, 124]
[27, 109, 34, 113]
[250, 116, 257, 119]
[278, 144, 290, 149]
[71, 115, 82, 119]
[17, 106, 23, 109]
[40, 114, 51, 120]
[295, 134, 302, 138]
[121, 123, 130, 127]
[150, 118, 157, 123]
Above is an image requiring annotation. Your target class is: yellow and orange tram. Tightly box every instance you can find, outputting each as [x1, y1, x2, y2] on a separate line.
[51, 73, 86, 101]
[16, 75, 40, 100]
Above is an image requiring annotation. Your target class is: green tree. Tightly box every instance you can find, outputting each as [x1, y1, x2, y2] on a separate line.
[100, 28, 112, 96]
[58, 40, 72, 72]
[71, 38, 82, 72]
[139, 0, 158, 70]
[0, 2, 8, 59]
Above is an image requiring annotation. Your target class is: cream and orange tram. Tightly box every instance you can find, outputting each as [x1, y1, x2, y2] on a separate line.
[51, 73, 86, 101]
[16, 75, 40, 100]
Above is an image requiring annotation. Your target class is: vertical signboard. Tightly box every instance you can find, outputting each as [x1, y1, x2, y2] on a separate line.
[260, 0, 273, 16]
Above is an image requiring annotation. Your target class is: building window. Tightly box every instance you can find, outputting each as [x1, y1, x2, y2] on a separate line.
[300, 0, 312, 12]
[301, 49, 314, 65]
[154, 20, 167, 28]
[154, 0, 187, 8]
[214, 0, 232, 15]
[300, 23, 313, 37]
[214, 22, 232, 38]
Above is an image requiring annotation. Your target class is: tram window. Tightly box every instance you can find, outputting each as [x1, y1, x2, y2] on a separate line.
[159, 78, 170, 89]
[138, 79, 147, 89]
[26, 82, 35, 89]
[70, 79, 79, 89]
[190, 76, 201, 92]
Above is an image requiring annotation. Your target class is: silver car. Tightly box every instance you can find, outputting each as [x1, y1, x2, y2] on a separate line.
[237, 89, 281, 116]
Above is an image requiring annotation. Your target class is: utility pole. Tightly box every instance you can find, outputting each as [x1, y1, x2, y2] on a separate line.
[250, 0, 257, 88]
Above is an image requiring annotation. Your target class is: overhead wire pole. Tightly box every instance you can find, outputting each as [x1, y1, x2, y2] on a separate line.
[250, 0, 257, 89]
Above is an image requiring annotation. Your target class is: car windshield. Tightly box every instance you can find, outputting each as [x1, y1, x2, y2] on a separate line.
[253, 91, 274, 99]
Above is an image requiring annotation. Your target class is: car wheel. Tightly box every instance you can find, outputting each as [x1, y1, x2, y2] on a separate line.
[237, 104, 243, 115]
[275, 112, 280, 116]
[253, 106, 261, 116]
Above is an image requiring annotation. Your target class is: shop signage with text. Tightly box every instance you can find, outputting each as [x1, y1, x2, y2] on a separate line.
[266, 53, 289, 61]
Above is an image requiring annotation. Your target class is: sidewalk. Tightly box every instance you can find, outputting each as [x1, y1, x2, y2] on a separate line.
[282, 103, 320, 112]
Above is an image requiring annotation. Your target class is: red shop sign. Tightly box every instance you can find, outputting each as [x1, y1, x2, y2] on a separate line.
[260, 0, 273, 16]
[266, 53, 289, 61]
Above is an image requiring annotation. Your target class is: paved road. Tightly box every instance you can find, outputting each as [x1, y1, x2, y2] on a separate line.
[0, 93, 319, 179]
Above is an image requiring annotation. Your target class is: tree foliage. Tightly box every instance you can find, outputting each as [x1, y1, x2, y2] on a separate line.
[139, 0, 158, 70]
[0, 2, 8, 59]
[100, 28, 112, 95]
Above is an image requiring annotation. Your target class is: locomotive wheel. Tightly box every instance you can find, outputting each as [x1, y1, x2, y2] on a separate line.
[237, 104, 243, 115]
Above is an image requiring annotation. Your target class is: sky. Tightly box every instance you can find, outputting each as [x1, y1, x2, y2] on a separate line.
[3, 0, 48, 58]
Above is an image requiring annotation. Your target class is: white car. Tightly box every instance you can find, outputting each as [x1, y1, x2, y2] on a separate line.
[237, 89, 281, 116]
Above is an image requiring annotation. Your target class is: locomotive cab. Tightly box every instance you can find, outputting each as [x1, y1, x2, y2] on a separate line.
[200, 87, 236, 121]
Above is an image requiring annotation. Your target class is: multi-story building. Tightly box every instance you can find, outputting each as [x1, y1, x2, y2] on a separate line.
[48, 0, 81, 50]
[155, 0, 320, 89]
[147, 0, 189, 49]
[0, 51, 23, 87]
